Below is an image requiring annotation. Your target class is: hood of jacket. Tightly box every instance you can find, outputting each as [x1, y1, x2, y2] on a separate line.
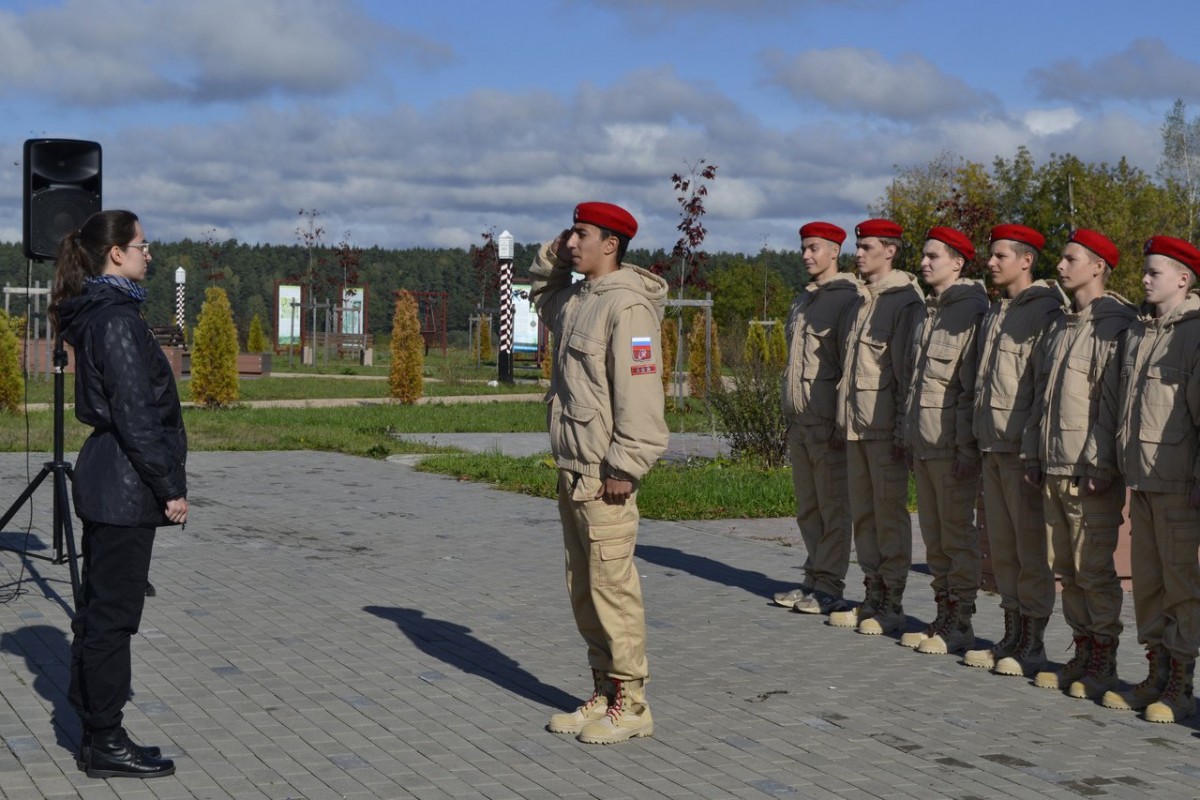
[867, 269, 923, 299]
[1148, 291, 1200, 328]
[930, 278, 987, 309]
[56, 283, 139, 347]
[1011, 278, 1069, 310]
[805, 272, 862, 297]
[1084, 291, 1138, 322]
[589, 263, 669, 310]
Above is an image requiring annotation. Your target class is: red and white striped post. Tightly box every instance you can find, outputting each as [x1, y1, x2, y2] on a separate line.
[498, 230, 514, 384]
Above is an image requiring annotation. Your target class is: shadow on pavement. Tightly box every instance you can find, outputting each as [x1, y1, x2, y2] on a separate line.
[635, 543, 794, 599]
[363, 605, 580, 712]
[0, 624, 80, 757]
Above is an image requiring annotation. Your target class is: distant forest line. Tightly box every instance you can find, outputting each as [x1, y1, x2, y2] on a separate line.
[0, 239, 809, 340]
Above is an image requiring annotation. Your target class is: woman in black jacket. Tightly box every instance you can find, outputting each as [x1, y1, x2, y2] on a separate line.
[49, 209, 187, 780]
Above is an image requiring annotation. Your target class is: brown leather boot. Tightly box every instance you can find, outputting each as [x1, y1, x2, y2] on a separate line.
[1034, 634, 1091, 690]
[1144, 657, 1196, 723]
[918, 595, 975, 655]
[993, 615, 1049, 676]
[1069, 635, 1119, 699]
[1102, 645, 1170, 711]
[577, 678, 654, 744]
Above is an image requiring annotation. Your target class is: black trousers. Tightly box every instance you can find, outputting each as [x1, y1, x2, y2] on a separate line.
[68, 521, 155, 732]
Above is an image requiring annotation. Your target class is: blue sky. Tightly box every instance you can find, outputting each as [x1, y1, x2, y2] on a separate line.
[1, 0, 1198, 255]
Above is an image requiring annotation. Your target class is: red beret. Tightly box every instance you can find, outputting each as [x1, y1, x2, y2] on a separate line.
[799, 221, 846, 245]
[1068, 228, 1119, 267]
[989, 224, 1045, 251]
[574, 202, 637, 239]
[925, 226, 975, 262]
[855, 219, 903, 239]
[1144, 235, 1200, 277]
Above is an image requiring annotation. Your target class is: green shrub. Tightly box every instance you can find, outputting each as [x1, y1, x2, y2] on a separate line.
[191, 287, 239, 407]
[709, 345, 787, 468]
[0, 311, 24, 414]
[389, 290, 424, 404]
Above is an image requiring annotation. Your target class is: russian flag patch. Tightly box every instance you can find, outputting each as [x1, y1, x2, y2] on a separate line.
[631, 337, 653, 362]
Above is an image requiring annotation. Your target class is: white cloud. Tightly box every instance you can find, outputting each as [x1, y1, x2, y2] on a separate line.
[1024, 108, 1082, 136]
[761, 47, 994, 121]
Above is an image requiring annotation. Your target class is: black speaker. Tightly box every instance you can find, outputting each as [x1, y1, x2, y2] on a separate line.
[23, 139, 102, 261]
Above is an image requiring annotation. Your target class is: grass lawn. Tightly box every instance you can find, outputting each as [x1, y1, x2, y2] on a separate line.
[413, 452, 797, 521]
[1, 347, 914, 519]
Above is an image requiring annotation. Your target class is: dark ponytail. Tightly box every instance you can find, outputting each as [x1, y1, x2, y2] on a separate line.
[49, 210, 139, 335]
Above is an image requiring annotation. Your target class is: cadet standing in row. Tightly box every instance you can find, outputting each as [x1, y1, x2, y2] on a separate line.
[965, 225, 1067, 676]
[829, 219, 924, 635]
[773, 222, 867, 615]
[1030, 229, 1135, 699]
[1102, 236, 1200, 724]
[899, 227, 988, 655]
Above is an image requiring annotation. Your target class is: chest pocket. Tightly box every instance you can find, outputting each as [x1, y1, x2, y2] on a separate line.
[919, 339, 960, 388]
[854, 329, 892, 390]
[565, 331, 606, 387]
[801, 324, 838, 380]
[1057, 355, 1094, 431]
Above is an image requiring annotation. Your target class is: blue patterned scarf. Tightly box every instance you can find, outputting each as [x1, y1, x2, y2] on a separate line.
[85, 274, 148, 303]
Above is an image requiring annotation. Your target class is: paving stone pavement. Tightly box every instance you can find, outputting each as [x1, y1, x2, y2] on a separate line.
[0, 449, 1196, 800]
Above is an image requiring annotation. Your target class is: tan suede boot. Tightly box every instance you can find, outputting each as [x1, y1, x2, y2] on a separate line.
[1069, 635, 1119, 699]
[1102, 645, 1169, 711]
[1144, 657, 1196, 724]
[901, 591, 947, 649]
[547, 670, 612, 734]
[993, 615, 1049, 676]
[917, 596, 975, 655]
[577, 678, 654, 744]
[858, 582, 905, 635]
[964, 607, 1021, 669]
[1034, 634, 1091, 690]
[829, 574, 882, 629]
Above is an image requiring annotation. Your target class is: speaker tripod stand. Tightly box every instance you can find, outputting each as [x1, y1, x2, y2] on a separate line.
[0, 344, 81, 607]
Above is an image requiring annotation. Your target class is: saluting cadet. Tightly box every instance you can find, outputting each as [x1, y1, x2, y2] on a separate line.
[1101, 236, 1200, 724]
[531, 202, 669, 744]
[1028, 229, 1135, 699]
[773, 222, 867, 615]
[899, 227, 988, 656]
[828, 219, 924, 635]
[964, 225, 1067, 676]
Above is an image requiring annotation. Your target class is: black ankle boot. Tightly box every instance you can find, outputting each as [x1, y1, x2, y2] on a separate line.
[85, 727, 175, 779]
[77, 728, 163, 771]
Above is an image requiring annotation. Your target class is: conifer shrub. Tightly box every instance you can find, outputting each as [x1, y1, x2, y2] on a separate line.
[0, 311, 24, 414]
[246, 314, 268, 353]
[541, 332, 553, 381]
[476, 315, 492, 362]
[390, 290, 424, 404]
[191, 287, 239, 407]
[660, 317, 678, 392]
[686, 315, 722, 400]
[767, 318, 788, 369]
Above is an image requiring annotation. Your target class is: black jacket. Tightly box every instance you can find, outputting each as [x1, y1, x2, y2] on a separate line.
[58, 283, 187, 527]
